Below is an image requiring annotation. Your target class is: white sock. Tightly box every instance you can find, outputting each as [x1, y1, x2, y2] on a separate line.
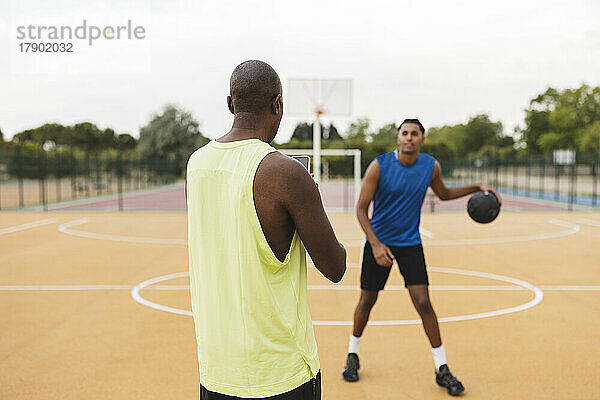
[348, 335, 361, 354]
[432, 344, 447, 372]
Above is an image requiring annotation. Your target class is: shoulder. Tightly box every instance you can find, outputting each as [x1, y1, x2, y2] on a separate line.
[255, 151, 311, 187]
[365, 158, 381, 178]
[256, 152, 318, 210]
[430, 159, 442, 180]
[374, 151, 395, 169]
[186, 141, 213, 169]
[258, 151, 306, 174]
[418, 152, 436, 164]
[376, 150, 395, 162]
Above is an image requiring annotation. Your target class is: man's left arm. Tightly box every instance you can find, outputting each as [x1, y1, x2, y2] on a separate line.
[429, 161, 503, 205]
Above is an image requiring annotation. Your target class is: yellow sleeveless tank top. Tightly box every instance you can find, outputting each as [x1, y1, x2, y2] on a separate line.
[186, 139, 319, 397]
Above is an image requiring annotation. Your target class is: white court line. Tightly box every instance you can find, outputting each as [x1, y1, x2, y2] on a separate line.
[128, 267, 545, 324]
[344, 227, 435, 239]
[419, 227, 435, 238]
[307, 285, 525, 291]
[0, 284, 188, 291]
[576, 218, 600, 227]
[315, 266, 545, 326]
[0, 285, 133, 290]
[58, 218, 186, 245]
[538, 286, 600, 291]
[1, 284, 599, 291]
[131, 272, 192, 316]
[56, 218, 579, 247]
[415, 219, 579, 246]
[341, 218, 579, 246]
[0, 218, 57, 235]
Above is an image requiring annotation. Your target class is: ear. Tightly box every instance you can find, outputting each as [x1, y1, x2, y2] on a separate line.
[227, 96, 234, 115]
[420, 132, 425, 144]
[271, 94, 282, 115]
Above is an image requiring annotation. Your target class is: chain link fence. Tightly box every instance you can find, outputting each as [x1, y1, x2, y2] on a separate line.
[440, 155, 600, 209]
[0, 145, 179, 211]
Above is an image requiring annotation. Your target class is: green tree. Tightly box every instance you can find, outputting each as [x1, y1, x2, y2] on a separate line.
[98, 128, 117, 149]
[422, 125, 459, 160]
[369, 123, 397, 157]
[291, 122, 312, 141]
[5, 141, 42, 179]
[522, 85, 600, 154]
[344, 119, 373, 174]
[12, 123, 122, 152]
[521, 88, 557, 154]
[461, 114, 503, 154]
[578, 120, 600, 154]
[117, 133, 137, 150]
[137, 105, 208, 175]
[13, 123, 72, 146]
[70, 122, 103, 152]
[421, 139, 457, 160]
[290, 122, 342, 141]
[324, 123, 342, 140]
[420, 115, 508, 160]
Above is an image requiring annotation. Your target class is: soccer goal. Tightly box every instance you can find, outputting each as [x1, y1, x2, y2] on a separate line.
[280, 148, 361, 212]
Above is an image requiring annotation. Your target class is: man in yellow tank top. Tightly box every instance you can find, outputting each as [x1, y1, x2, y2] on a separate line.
[186, 60, 347, 399]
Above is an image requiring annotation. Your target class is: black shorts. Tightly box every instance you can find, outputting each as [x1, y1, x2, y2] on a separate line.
[360, 241, 428, 290]
[200, 372, 321, 400]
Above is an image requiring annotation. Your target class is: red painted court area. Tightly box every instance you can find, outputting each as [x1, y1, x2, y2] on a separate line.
[46, 182, 569, 212]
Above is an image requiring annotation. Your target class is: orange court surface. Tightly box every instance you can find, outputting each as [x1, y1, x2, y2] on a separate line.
[2, 208, 600, 399]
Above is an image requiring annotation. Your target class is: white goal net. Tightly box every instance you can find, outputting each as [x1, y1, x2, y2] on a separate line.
[280, 148, 361, 212]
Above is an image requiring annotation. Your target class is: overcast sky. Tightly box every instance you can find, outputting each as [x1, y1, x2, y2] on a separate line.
[1, 0, 599, 143]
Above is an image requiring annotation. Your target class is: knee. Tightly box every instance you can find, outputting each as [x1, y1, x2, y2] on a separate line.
[358, 293, 378, 310]
[414, 297, 433, 315]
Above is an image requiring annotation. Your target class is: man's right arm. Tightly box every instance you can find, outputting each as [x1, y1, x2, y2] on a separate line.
[278, 155, 347, 283]
[356, 160, 394, 267]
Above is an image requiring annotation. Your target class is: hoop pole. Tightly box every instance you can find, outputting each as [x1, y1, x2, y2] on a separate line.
[313, 113, 321, 184]
[354, 150, 361, 206]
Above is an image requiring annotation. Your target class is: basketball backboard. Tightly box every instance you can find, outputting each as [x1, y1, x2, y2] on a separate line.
[287, 78, 352, 117]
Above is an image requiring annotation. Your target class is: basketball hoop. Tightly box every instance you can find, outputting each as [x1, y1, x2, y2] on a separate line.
[287, 78, 353, 184]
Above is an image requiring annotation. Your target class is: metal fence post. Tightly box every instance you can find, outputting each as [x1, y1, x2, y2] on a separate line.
[512, 163, 518, 195]
[38, 148, 47, 211]
[539, 158, 545, 199]
[554, 164, 560, 201]
[117, 147, 123, 211]
[593, 156, 598, 207]
[525, 158, 531, 198]
[94, 153, 100, 196]
[18, 145, 24, 207]
[568, 159, 575, 211]
[85, 150, 91, 198]
[106, 153, 111, 195]
[71, 148, 77, 200]
[56, 151, 61, 203]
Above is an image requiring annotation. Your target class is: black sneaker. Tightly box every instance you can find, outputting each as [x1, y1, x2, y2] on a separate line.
[436, 364, 464, 396]
[342, 353, 360, 382]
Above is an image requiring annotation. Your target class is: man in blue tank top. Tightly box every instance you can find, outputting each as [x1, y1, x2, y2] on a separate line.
[342, 119, 502, 396]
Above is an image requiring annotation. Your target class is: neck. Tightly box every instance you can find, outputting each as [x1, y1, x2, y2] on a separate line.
[397, 149, 418, 165]
[218, 112, 272, 143]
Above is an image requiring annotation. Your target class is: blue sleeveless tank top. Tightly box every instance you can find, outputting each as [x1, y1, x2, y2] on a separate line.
[370, 151, 435, 246]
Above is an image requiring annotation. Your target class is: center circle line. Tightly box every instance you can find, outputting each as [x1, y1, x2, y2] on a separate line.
[130, 267, 544, 326]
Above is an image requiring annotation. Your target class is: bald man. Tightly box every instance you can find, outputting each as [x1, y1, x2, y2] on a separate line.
[186, 60, 346, 400]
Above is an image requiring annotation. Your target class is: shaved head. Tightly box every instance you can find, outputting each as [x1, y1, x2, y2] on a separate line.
[229, 60, 282, 114]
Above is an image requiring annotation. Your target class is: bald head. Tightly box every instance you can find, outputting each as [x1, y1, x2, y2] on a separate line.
[229, 60, 282, 114]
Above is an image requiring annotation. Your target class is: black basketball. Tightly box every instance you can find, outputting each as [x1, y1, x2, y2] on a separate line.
[467, 191, 501, 224]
